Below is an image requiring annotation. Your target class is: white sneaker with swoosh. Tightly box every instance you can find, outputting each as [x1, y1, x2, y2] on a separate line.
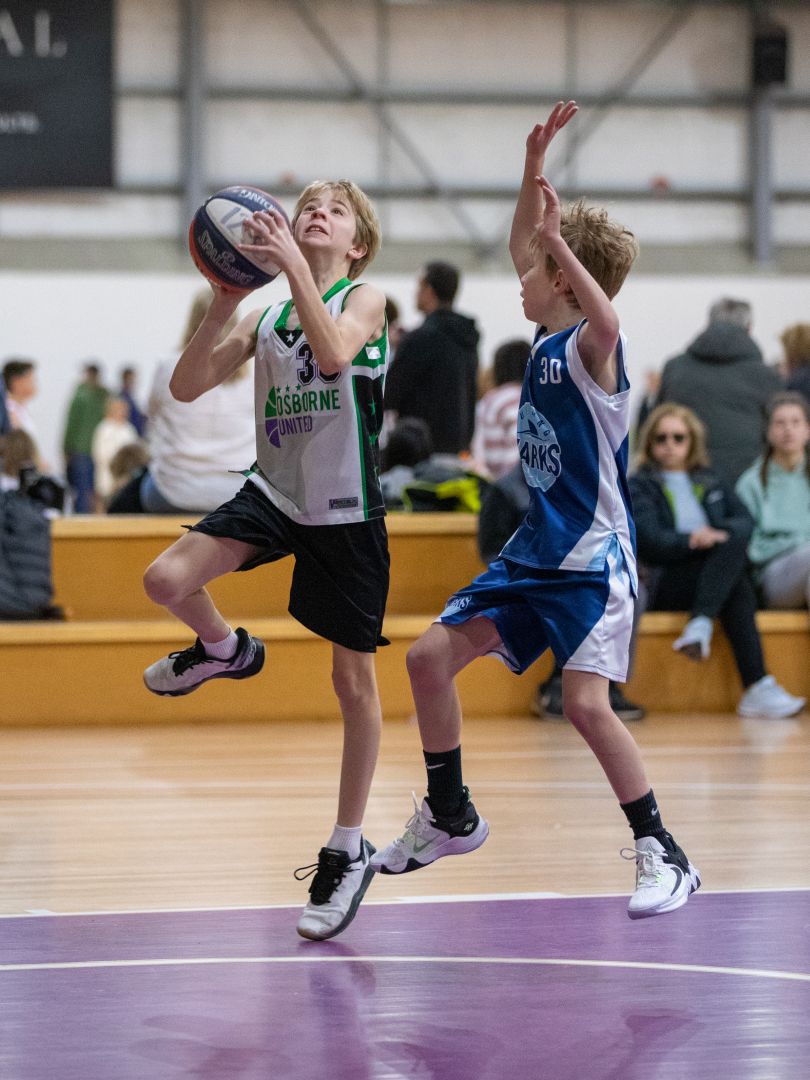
[624, 834, 701, 919]
[370, 790, 489, 875]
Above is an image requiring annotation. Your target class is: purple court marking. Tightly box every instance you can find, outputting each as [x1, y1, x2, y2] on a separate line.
[1, 891, 809, 1080]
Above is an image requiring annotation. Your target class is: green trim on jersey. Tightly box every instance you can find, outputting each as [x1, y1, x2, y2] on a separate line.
[274, 277, 353, 334]
[351, 377, 369, 519]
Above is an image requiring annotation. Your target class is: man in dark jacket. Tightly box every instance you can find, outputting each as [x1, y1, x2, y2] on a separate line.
[658, 298, 782, 486]
[383, 262, 479, 454]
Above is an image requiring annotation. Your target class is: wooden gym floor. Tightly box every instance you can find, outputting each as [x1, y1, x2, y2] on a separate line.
[2, 705, 808, 915]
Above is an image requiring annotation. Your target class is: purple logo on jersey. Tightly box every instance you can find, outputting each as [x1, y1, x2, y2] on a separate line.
[517, 403, 561, 491]
[265, 418, 281, 448]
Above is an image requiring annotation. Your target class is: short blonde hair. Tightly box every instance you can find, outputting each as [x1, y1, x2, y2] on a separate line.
[180, 289, 239, 348]
[636, 403, 709, 471]
[292, 180, 381, 280]
[530, 199, 639, 301]
[780, 323, 810, 372]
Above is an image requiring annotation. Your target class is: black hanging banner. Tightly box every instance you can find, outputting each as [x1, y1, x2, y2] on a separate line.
[0, 1, 114, 188]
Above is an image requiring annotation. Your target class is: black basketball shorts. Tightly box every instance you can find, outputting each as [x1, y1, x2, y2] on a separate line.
[189, 482, 390, 653]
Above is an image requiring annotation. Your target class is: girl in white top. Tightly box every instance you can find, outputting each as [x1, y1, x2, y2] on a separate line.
[471, 338, 530, 480]
[91, 397, 138, 508]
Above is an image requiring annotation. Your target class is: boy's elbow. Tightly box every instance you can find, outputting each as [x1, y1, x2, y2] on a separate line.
[317, 354, 351, 376]
[592, 317, 621, 357]
[169, 380, 196, 403]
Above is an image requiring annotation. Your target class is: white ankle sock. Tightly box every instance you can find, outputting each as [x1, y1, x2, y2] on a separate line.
[201, 629, 239, 659]
[327, 824, 363, 861]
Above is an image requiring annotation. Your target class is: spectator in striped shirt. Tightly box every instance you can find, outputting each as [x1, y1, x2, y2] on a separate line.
[471, 338, 531, 479]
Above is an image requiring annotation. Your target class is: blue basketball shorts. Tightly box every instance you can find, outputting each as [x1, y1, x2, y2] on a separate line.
[438, 548, 634, 682]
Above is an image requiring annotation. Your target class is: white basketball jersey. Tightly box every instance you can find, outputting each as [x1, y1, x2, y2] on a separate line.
[247, 278, 388, 525]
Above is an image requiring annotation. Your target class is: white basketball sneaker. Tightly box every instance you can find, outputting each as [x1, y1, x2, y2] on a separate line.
[624, 834, 701, 920]
[143, 627, 265, 697]
[296, 839, 376, 941]
[737, 676, 805, 719]
[370, 788, 489, 875]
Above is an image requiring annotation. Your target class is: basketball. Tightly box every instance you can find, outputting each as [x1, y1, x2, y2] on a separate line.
[188, 185, 290, 292]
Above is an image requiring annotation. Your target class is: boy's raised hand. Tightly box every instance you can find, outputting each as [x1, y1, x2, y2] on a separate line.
[239, 208, 302, 273]
[526, 100, 578, 159]
[534, 176, 562, 247]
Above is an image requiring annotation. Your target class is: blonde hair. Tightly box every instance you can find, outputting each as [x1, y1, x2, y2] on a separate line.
[636, 403, 709, 471]
[530, 199, 638, 301]
[180, 289, 239, 349]
[292, 180, 381, 280]
[780, 323, 810, 372]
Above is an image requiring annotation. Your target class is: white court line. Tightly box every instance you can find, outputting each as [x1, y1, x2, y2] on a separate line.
[0, 742, 806, 776]
[1, 954, 809, 984]
[1, 885, 808, 919]
[2, 779, 810, 793]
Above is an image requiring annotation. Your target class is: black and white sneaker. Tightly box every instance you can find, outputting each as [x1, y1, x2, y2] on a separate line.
[370, 787, 489, 875]
[624, 834, 701, 919]
[295, 839, 377, 941]
[143, 627, 265, 697]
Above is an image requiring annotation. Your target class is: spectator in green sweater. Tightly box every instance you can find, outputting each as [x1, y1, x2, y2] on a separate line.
[736, 392, 810, 610]
[63, 362, 109, 513]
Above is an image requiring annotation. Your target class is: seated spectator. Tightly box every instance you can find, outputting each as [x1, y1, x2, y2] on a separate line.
[108, 442, 150, 504]
[631, 404, 803, 718]
[471, 338, 530, 479]
[380, 416, 487, 512]
[0, 433, 63, 620]
[1, 430, 65, 515]
[379, 417, 434, 508]
[780, 323, 810, 406]
[91, 396, 140, 511]
[657, 297, 782, 486]
[477, 461, 645, 722]
[108, 291, 254, 515]
[735, 392, 810, 610]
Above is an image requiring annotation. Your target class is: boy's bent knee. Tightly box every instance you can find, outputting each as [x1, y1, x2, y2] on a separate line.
[143, 556, 187, 607]
[406, 636, 446, 690]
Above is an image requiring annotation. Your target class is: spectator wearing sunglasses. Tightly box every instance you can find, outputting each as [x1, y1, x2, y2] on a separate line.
[629, 403, 803, 718]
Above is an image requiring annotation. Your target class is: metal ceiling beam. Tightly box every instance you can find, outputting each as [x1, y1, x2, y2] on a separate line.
[179, 0, 206, 251]
[288, 0, 492, 255]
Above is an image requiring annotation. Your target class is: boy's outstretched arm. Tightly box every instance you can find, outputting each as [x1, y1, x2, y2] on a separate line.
[509, 101, 577, 279]
[170, 287, 259, 402]
[535, 176, 620, 392]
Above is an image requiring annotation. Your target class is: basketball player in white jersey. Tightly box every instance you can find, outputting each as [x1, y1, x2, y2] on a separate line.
[372, 103, 701, 920]
[142, 180, 389, 940]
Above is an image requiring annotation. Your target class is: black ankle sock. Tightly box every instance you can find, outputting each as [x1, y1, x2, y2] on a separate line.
[620, 788, 668, 842]
[423, 746, 465, 818]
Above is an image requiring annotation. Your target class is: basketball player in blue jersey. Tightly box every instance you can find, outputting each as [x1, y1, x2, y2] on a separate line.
[372, 103, 701, 919]
[141, 180, 390, 940]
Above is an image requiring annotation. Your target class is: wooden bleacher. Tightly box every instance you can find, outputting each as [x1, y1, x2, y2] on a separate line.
[1, 514, 807, 725]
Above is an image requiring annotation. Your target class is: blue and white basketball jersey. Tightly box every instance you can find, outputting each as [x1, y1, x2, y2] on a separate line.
[501, 321, 637, 592]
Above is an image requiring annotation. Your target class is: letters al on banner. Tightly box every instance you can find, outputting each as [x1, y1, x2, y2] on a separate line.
[0, 1, 113, 188]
